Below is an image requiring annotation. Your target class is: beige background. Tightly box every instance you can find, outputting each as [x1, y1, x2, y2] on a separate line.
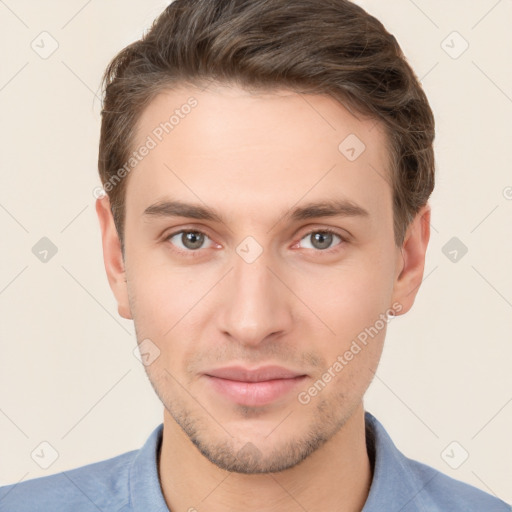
[0, 0, 511, 503]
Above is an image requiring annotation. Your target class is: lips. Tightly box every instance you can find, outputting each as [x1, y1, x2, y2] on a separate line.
[203, 365, 307, 407]
[204, 365, 305, 382]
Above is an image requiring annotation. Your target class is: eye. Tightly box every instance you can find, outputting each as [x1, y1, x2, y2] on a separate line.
[166, 230, 214, 254]
[164, 227, 347, 257]
[298, 229, 346, 252]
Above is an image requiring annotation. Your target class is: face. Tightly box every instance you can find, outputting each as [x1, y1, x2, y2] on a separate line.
[97, 83, 429, 474]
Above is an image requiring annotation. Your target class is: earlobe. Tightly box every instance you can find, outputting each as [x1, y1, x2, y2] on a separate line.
[390, 204, 431, 316]
[95, 196, 133, 320]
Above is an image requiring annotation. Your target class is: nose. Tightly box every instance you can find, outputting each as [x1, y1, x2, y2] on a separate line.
[217, 248, 295, 347]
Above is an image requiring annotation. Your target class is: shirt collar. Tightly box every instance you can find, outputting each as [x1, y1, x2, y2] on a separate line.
[129, 423, 169, 512]
[362, 411, 436, 511]
[128, 412, 434, 511]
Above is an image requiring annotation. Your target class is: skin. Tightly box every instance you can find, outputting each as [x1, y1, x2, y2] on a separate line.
[96, 83, 430, 512]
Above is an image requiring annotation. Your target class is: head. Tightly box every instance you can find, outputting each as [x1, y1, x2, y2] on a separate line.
[96, 0, 434, 474]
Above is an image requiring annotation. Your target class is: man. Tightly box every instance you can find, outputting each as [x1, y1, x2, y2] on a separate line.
[0, 0, 509, 510]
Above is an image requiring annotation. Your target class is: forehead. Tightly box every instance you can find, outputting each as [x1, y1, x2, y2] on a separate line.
[125, 84, 392, 227]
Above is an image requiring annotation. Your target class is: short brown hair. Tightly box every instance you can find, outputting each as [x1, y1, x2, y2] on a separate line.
[98, 0, 435, 254]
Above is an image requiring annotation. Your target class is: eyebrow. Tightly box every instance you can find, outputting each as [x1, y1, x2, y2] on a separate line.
[142, 198, 369, 225]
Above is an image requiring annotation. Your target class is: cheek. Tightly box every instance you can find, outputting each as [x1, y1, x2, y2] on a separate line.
[127, 260, 202, 328]
[310, 262, 392, 335]
[299, 253, 392, 380]
[336, 330, 385, 398]
[315, 294, 388, 401]
[127, 263, 212, 374]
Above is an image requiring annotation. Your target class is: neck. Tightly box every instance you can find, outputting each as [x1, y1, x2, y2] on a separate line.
[158, 404, 373, 512]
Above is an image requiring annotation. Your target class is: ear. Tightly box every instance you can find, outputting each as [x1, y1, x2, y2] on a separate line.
[95, 195, 132, 320]
[390, 203, 431, 316]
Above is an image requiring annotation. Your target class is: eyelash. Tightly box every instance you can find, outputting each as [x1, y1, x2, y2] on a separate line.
[163, 227, 347, 257]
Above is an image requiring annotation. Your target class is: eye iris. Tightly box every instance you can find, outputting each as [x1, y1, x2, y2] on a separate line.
[182, 231, 204, 250]
[312, 232, 333, 250]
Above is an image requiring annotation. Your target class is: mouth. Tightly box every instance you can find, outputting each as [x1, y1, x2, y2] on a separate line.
[202, 365, 308, 407]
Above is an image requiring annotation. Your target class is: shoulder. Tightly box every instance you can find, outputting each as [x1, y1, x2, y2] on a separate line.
[401, 454, 511, 511]
[364, 411, 511, 512]
[0, 449, 137, 512]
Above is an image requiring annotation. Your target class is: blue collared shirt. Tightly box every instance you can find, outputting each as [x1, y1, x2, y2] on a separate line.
[0, 412, 509, 511]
